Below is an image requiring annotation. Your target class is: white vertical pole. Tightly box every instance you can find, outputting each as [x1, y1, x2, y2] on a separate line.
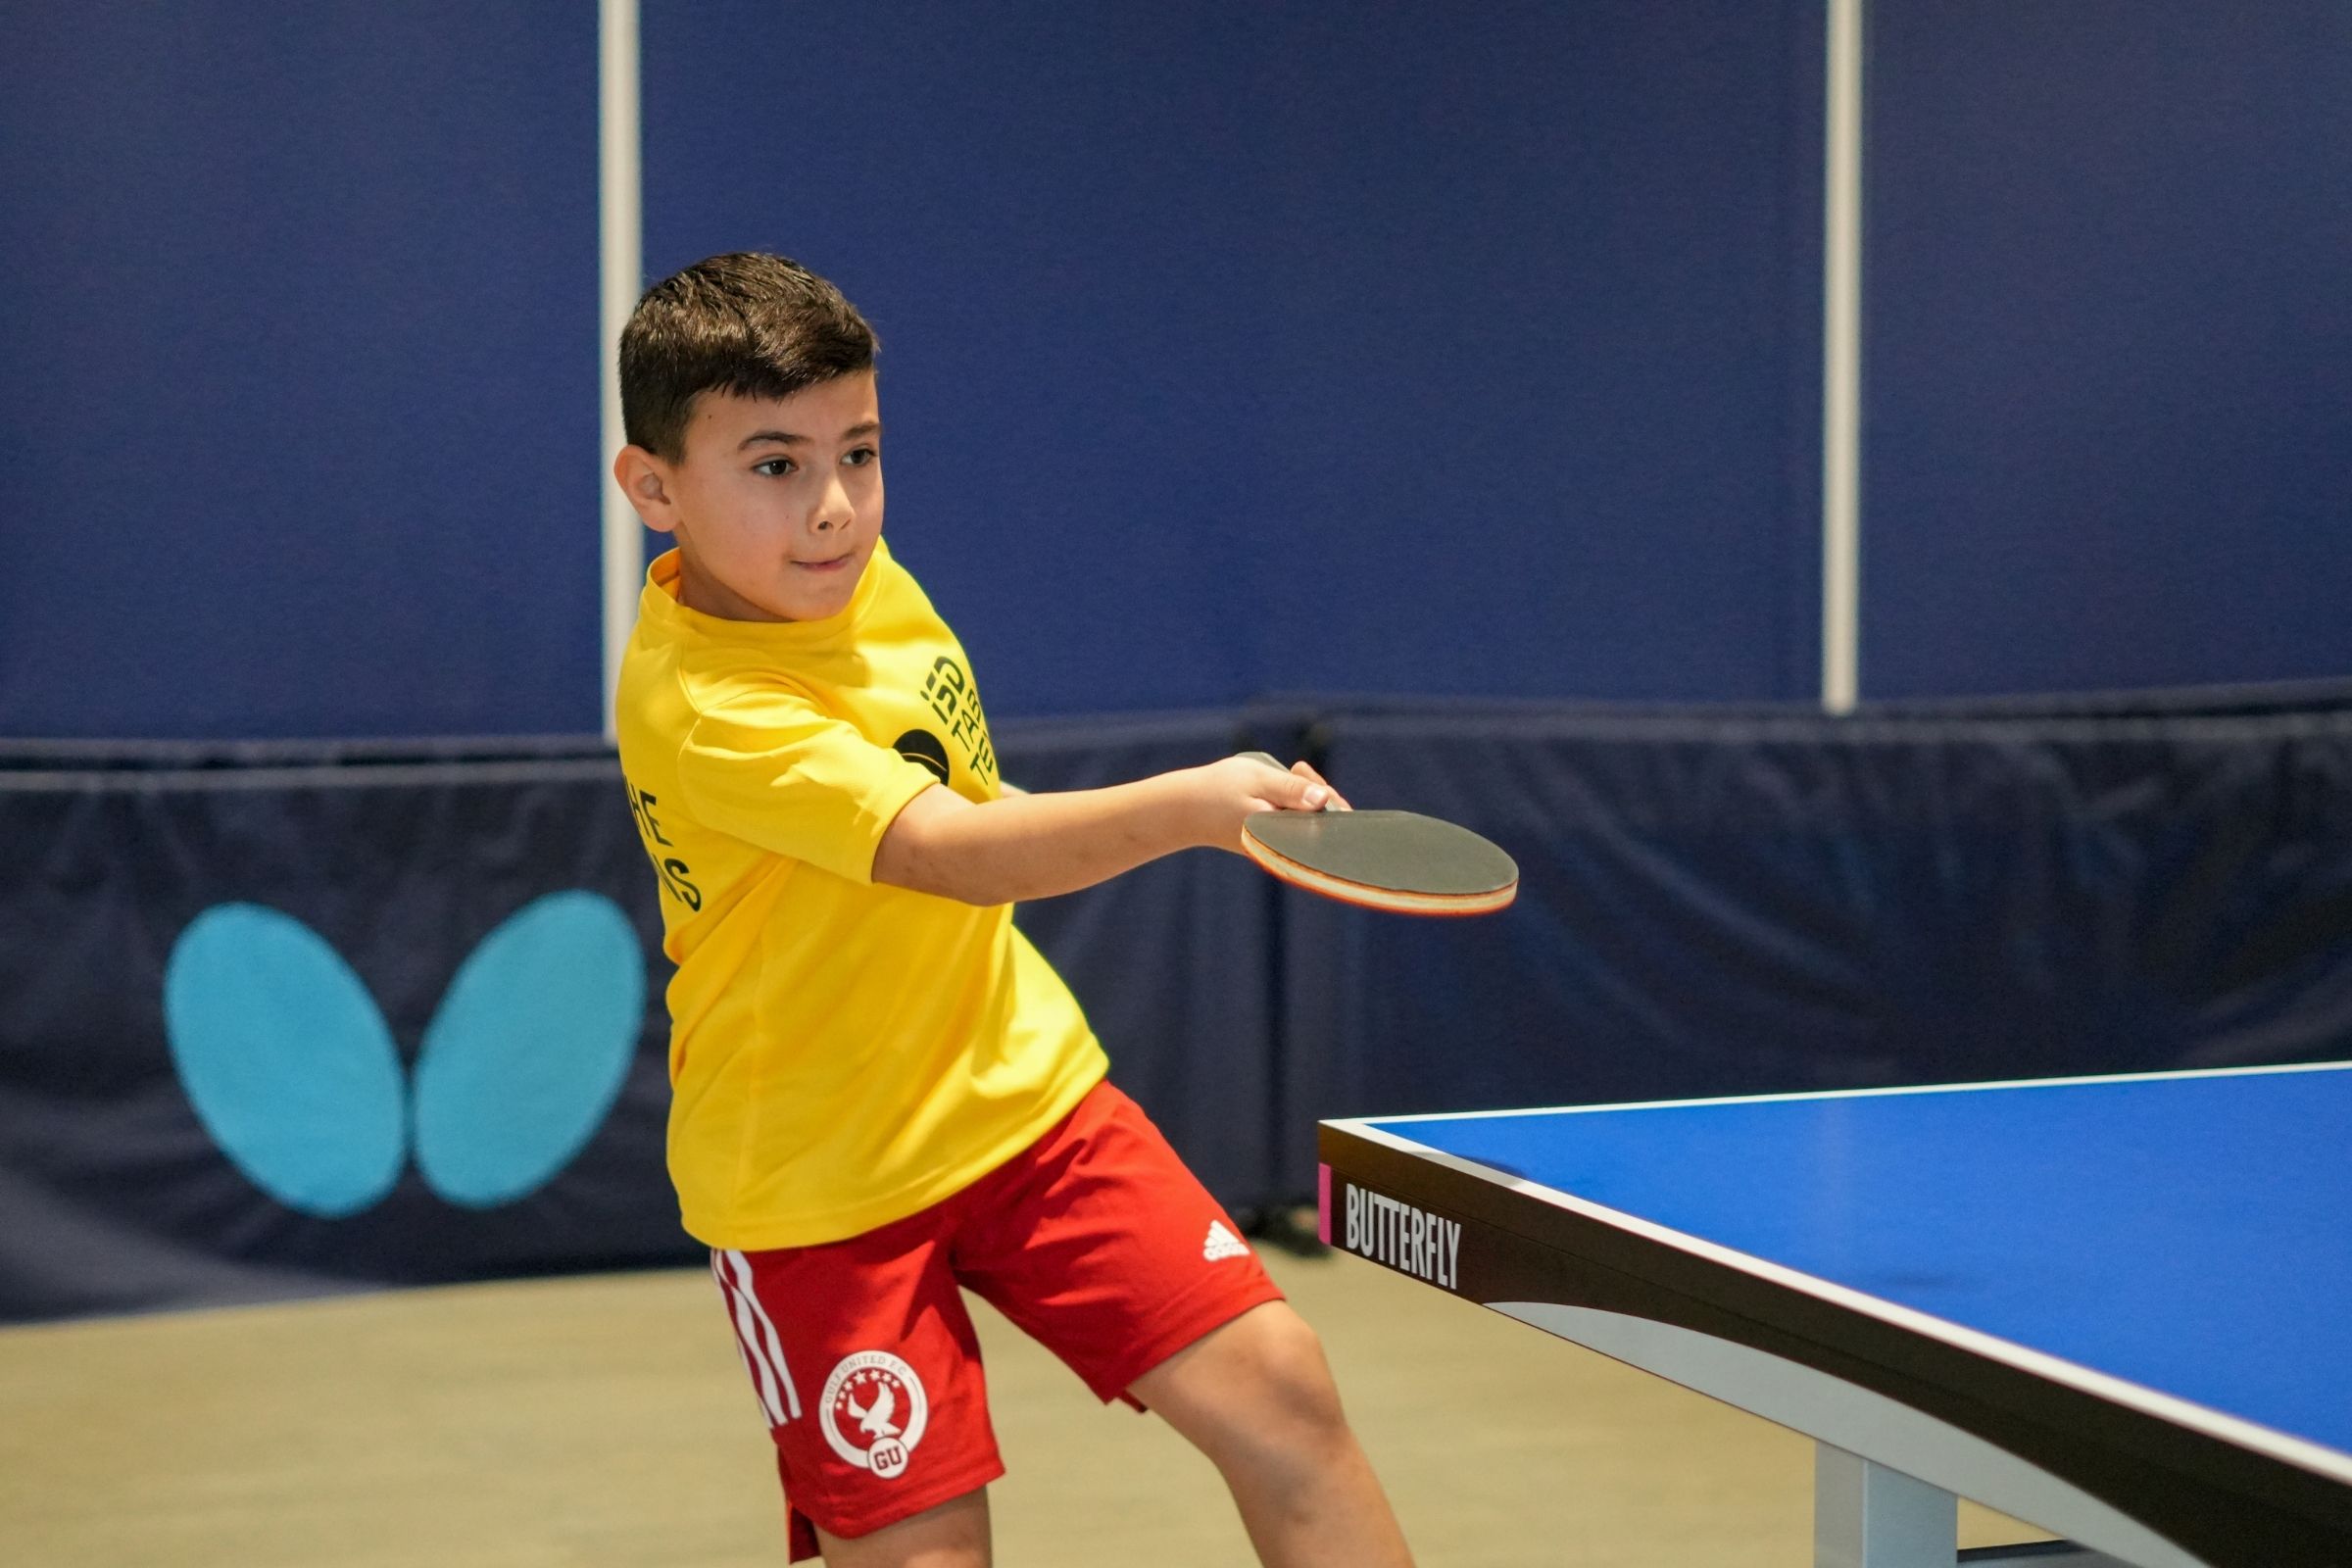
[599, 0, 644, 740]
[1822, 0, 1864, 714]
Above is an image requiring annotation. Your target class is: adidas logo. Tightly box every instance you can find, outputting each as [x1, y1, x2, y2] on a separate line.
[1202, 1220, 1250, 1262]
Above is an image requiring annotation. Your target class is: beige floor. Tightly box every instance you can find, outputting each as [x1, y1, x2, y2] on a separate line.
[0, 1247, 2045, 1566]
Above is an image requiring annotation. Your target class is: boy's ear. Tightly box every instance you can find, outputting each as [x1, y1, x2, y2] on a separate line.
[613, 446, 681, 533]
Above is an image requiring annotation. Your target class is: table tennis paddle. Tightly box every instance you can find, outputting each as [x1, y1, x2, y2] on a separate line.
[1233, 752, 1518, 916]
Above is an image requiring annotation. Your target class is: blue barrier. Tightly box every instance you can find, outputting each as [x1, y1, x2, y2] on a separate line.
[7, 691, 2351, 1320]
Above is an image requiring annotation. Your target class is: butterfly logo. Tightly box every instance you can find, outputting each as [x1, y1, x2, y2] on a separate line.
[161, 891, 646, 1218]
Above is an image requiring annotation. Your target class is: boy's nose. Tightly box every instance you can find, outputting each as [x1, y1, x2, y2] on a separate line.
[811, 473, 854, 532]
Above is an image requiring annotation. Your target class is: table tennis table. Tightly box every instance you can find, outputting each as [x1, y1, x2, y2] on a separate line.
[1317, 1060, 2352, 1568]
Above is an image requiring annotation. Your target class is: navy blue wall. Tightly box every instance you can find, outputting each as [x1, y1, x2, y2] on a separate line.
[1863, 1, 2352, 697]
[8, 4, 2349, 738]
[644, 0, 1826, 714]
[2, 4, 602, 739]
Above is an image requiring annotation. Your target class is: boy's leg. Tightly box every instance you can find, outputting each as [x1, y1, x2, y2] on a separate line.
[1129, 1300, 1413, 1568]
[707, 1235, 1004, 1566]
[811, 1489, 990, 1568]
[951, 1081, 1413, 1568]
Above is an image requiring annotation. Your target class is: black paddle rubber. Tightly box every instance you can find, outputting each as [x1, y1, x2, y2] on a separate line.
[1234, 754, 1518, 915]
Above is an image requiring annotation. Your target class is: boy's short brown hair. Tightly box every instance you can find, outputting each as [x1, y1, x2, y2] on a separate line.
[619, 253, 878, 461]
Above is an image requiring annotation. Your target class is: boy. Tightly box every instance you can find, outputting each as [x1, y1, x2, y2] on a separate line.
[611, 252, 1415, 1568]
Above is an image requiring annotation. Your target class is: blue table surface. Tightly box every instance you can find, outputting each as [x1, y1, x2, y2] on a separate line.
[1365, 1065, 2352, 1458]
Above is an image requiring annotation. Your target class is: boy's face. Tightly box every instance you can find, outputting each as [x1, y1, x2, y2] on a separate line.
[619, 372, 884, 623]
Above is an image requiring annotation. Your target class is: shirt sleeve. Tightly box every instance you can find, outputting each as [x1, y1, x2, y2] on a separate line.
[675, 691, 944, 885]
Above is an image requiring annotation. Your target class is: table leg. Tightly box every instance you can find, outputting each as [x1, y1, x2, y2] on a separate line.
[1817, 1443, 1959, 1568]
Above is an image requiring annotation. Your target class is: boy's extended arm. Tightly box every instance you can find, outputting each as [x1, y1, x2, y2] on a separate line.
[871, 755, 1341, 906]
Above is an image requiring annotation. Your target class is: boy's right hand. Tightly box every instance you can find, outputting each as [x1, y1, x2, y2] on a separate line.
[1187, 754, 1351, 853]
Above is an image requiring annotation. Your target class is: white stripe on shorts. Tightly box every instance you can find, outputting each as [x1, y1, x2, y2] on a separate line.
[712, 1249, 790, 1427]
[724, 1249, 804, 1421]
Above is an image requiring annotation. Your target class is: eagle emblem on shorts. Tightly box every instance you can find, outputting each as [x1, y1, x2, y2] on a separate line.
[819, 1350, 930, 1480]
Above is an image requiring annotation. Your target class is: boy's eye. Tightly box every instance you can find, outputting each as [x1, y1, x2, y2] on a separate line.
[844, 446, 877, 467]
[753, 458, 796, 477]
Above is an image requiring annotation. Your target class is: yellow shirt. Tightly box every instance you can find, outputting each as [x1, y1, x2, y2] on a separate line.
[613, 541, 1107, 1250]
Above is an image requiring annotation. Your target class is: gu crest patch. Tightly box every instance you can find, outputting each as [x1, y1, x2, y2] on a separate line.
[820, 1350, 930, 1479]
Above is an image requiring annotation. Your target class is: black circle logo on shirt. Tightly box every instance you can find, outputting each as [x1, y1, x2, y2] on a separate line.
[893, 729, 952, 785]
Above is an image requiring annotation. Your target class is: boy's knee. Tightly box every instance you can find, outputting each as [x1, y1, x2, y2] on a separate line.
[1259, 1315, 1348, 1427]
[1204, 1309, 1352, 1457]
[1142, 1302, 1361, 1475]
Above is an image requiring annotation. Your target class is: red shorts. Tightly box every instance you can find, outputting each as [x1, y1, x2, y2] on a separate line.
[708, 1079, 1284, 1560]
